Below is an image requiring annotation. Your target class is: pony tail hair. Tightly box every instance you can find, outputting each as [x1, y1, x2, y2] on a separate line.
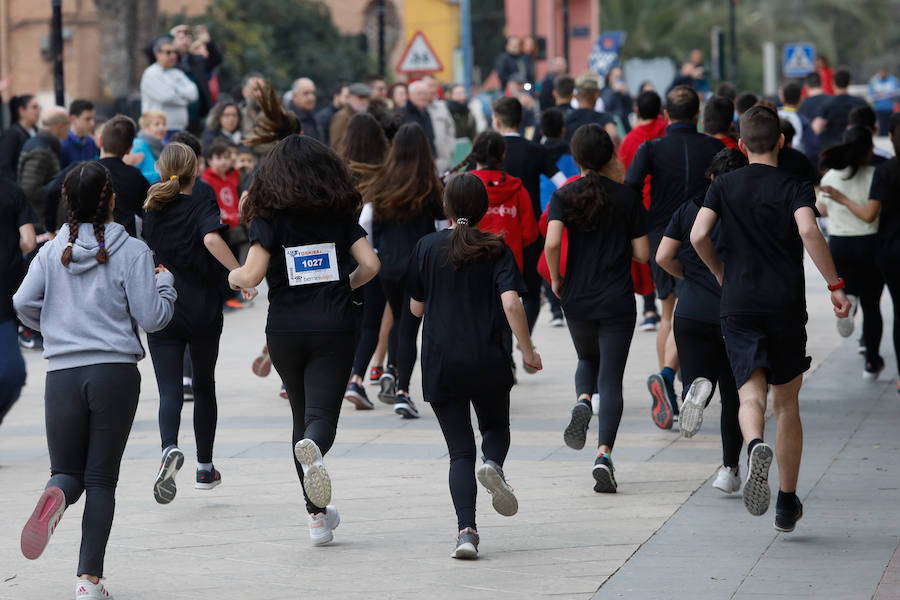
[561, 169, 609, 230]
[246, 80, 301, 147]
[60, 207, 79, 267]
[446, 224, 506, 269]
[91, 174, 113, 264]
[144, 178, 181, 211]
[446, 151, 475, 177]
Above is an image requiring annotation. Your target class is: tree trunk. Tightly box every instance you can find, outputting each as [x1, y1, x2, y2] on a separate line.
[94, 0, 139, 99]
[134, 0, 159, 84]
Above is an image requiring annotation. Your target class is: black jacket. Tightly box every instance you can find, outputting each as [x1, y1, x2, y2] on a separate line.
[401, 102, 435, 147]
[17, 131, 61, 226]
[502, 135, 560, 220]
[314, 104, 339, 146]
[0, 123, 34, 181]
[178, 42, 223, 120]
[288, 104, 322, 142]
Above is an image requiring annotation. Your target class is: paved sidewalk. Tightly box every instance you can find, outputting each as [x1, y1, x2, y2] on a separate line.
[0, 263, 895, 599]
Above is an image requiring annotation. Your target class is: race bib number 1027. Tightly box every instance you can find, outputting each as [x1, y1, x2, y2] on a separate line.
[284, 242, 340, 286]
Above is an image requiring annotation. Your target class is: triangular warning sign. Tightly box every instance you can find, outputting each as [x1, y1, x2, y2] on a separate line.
[785, 47, 814, 74]
[397, 31, 444, 74]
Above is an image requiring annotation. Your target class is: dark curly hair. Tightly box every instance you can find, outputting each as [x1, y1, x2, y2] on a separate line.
[245, 80, 301, 147]
[556, 123, 615, 230]
[243, 134, 361, 222]
[60, 161, 114, 267]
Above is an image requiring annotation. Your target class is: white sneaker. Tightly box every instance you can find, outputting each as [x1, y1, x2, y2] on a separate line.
[836, 294, 859, 338]
[679, 378, 712, 438]
[712, 465, 741, 494]
[549, 316, 564, 327]
[308, 505, 340, 546]
[294, 439, 332, 508]
[75, 579, 113, 599]
[591, 393, 600, 416]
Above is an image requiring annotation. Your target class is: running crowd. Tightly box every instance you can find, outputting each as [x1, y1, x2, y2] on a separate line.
[1, 27, 899, 599]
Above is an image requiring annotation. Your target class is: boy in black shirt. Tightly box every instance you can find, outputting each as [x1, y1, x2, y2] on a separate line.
[691, 105, 851, 532]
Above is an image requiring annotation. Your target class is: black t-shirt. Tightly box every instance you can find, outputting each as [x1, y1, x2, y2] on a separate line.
[373, 198, 442, 281]
[98, 158, 149, 237]
[547, 176, 647, 320]
[407, 229, 526, 401]
[0, 177, 34, 321]
[663, 200, 722, 325]
[250, 214, 367, 335]
[503, 135, 560, 222]
[816, 93, 869, 149]
[703, 164, 817, 317]
[142, 192, 228, 332]
[797, 94, 830, 122]
[625, 122, 724, 234]
[778, 147, 821, 186]
[563, 108, 615, 143]
[869, 158, 900, 257]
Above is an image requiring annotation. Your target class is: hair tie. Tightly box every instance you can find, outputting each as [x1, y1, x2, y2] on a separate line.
[457, 217, 469, 226]
[169, 175, 178, 181]
[97, 243, 105, 249]
[66, 242, 73, 248]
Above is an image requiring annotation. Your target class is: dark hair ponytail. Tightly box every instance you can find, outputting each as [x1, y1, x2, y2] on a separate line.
[819, 125, 873, 179]
[443, 173, 507, 269]
[60, 162, 114, 267]
[558, 124, 615, 230]
[445, 130, 507, 180]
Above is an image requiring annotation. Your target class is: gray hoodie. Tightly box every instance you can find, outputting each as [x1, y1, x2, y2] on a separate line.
[13, 221, 176, 371]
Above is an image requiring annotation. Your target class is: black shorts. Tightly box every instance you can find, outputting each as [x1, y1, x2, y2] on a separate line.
[649, 233, 677, 300]
[720, 313, 811, 388]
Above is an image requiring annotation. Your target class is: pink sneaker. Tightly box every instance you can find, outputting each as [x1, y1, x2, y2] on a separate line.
[21, 486, 66, 560]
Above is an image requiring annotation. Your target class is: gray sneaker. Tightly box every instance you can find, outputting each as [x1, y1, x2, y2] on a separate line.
[476, 460, 518, 516]
[679, 377, 713, 438]
[743, 443, 773, 516]
[153, 446, 184, 505]
[563, 401, 592, 450]
[451, 527, 479, 559]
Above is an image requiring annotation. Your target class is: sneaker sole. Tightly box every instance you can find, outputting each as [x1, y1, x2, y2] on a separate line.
[476, 464, 518, 516]
[451, 542, 478, 559]
[294, 439, 332, 508]
[563, 402, 592, 450]
[344, 390, 374, 410]
[592, 463, 617, 493]
[836, 317, 854, 338]
[153, 448, 184, 505]
[251, 352, 272, 377]
[647, 374, 673, 430]
[393, 402, 420, 419]
[377, 376, 396, 404]
[637, 324, 658, 332]
[743, 444, 773, 516]
[195, 479, 222, 490]
[21, 487, 65, 560]
[679, 378, 712, 438]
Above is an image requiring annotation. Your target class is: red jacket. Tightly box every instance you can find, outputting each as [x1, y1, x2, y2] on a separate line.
[201, 166, 241, 229]
[619, 115, 667, 209]
[472, 169, 538, 271]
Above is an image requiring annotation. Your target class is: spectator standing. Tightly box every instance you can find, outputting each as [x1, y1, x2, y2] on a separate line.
[287, 78, 321, 141]
[315, 82, 349, 146]
[131, 110, 167, 184]
[495, 37, 528, 91]
[329, 83, 371, 151]
[17, 106, 68, 227]
[0, 95, 40, 180]
[59, 100, 98, 168]
[365, 75, 388, 101]
[401, 81, 436, 148]
[816, 54, 836, 95]
[140, 37, 199, 138]
[520, 36, 538, 88]
[202, 101, 242, 148]
[868, 68, 899, 136]
[690, 49, 709, 94]
[812, 68, 868, 149]
[389, 83, 408, 110]
[600, 67, 633, 133]
[447, 84, 477, 141]
[423, 75, 456, 174]
[539, 57, 568, 110]
[170, 24, 223, 135]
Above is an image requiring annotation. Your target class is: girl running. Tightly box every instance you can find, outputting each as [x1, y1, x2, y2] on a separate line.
[408, 172, 542, 559]
[816, 126, 884, 377]
[656, 147, 748, 494]
[339, 112, 394, 409]
[368, 123, 443, 418]
[545, 124, 650, 493]
[14, 161, 176, 599]
[142, 142, 256, 504]
[228, 134, 380, 545]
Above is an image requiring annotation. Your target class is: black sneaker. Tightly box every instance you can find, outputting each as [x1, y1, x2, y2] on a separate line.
[394, 392, 420, 419]
[743, 442, 773, 516]
[195, 466, 222, 490]
[863, 356, 885, 380]
[344, 381, 374, 410]
[563, 400, 592, 450]
[451, 527, 479, 559]
[592, 454, 617, 493]
[774, 498, 803, 532]
[377, 367, 397, 404]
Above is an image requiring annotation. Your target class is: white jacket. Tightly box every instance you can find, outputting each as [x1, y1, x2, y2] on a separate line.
[427, 99, 456, 174]
[140, 63, 199, 131]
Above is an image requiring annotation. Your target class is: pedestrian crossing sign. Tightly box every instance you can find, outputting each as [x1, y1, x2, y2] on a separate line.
[397, 31, 444, 74]
[783, 44, 815, 77]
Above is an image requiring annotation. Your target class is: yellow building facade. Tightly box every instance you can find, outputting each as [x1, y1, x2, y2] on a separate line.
[399, 0, 460, 81]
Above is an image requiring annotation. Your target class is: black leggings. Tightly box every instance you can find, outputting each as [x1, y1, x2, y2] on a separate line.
[673, 316, 743, 468]
[381, 277, 422, 392]
[352, 275, 387, 377]
[267, 332, 355, 513]
[431, 394, 511, 531]
[565, 316, 634, 449]
[879, 251, 900, 376]
[45, 363, 140, 577]
[830, 235, 884, 364]
[147, 314, 223, 464]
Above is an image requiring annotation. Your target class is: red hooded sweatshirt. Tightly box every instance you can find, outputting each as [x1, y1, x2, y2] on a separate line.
[201, 166, 241, 229]
[472, 169, 538, 271]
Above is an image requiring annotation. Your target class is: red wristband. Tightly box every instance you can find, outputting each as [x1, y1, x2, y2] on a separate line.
[827, 278, 845, 292]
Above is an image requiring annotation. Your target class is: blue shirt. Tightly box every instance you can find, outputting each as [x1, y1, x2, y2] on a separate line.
[869, 75, 899, 112]
[59, 130, 99, 168]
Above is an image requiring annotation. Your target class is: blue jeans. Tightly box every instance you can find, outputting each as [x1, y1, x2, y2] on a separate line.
[0, 319, 26, 425]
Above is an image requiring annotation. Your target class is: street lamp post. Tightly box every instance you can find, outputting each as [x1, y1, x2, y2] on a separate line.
[51, 0, 64, 105]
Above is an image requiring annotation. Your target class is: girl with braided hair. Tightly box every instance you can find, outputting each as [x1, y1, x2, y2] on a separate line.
[14, 161, 176, 599]
[141, 142, 257, 505]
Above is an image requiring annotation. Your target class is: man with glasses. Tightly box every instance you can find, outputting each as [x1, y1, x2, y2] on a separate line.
[140, 37, 199, 140]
